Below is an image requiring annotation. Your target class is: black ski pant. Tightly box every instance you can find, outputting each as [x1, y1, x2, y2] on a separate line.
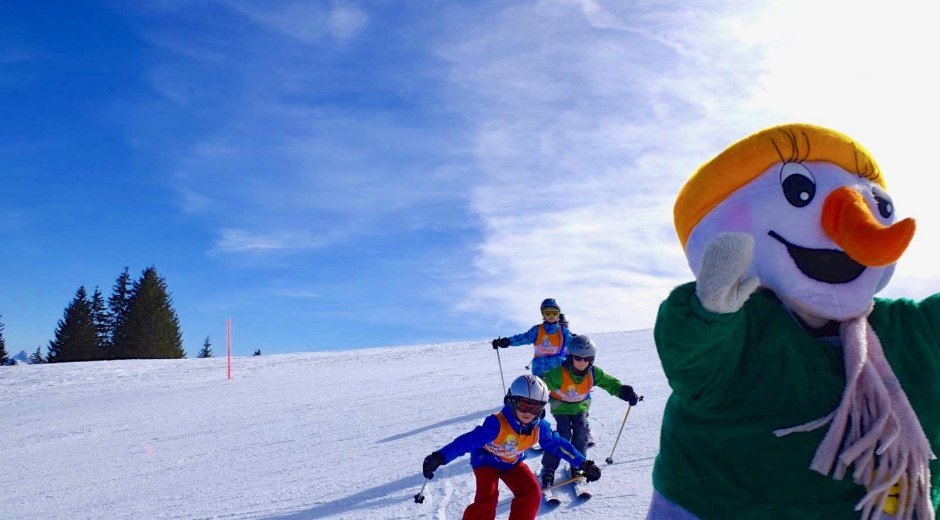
[540, 412, 589, 477]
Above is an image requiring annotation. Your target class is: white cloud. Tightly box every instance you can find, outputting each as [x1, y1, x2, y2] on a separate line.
[442, 0, 940, 332]
[224, 0, 368, 45]
[132, 8, 470, 262]
[212, 228, 331, 254]
[329, 4, 368, 41]
[173, 183, 214, 214]
[732, 0, 940, 301]
[128, 0, 940, 335]
[270, 288, 321, 299]
[225, 0, 330, 44]
[440, 1, 766, 331]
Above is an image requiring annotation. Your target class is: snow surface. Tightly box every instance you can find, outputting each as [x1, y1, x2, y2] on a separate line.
[0, 329, 666, 519]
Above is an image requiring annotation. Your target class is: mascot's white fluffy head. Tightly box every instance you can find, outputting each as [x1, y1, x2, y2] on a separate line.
[677, 124, 916, 320]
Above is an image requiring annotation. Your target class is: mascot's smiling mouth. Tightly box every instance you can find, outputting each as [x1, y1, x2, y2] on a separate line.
[767, 230, 866, 284]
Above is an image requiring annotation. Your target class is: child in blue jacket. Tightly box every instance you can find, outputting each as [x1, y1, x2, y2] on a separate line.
[421, 374, 601, 519]
[491, 298, 572, 377]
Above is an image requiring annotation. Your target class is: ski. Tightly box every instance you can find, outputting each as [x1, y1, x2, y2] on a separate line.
[538, 472, 589, 504]
[543, 487, 561, 505]
[574, 478, 592, 499]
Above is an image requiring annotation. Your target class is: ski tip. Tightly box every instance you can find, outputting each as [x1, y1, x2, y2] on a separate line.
[543, 490, 561, 506]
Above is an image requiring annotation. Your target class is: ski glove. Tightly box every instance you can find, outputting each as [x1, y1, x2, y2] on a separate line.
[423, 452, 445, 479]
[579, 460, 601, 482]
[491, 337, 511, 349]
[619, 385, 639, 406]
[694, 232, 760, 314]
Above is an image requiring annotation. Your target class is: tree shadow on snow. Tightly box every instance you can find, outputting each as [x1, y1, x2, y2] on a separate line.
[376, 407, 498, 444]
[261, 464, 475, 519]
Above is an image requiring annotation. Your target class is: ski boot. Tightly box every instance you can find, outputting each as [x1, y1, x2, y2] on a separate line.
[569, 467, 592, 499]
[540, 472, 559, 505]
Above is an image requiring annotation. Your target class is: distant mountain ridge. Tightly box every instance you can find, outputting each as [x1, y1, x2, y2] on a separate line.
[4, 350, 31, 365]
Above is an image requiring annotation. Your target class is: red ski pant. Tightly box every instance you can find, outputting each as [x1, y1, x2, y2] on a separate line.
[462, 463, 541, 520]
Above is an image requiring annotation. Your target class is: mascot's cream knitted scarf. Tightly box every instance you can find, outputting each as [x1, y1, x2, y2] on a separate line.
[774, 309, 936, 520]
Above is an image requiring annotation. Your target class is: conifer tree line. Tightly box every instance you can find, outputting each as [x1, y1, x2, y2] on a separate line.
[197, 336, 213, 358]
[0, 313, 8, 365]
[0, 315, 43, 366]
[44, 266, 187, 363]
[29, 346, 45, 364]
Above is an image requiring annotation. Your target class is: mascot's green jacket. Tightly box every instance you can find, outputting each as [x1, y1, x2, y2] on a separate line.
[654, 283, 940, 519]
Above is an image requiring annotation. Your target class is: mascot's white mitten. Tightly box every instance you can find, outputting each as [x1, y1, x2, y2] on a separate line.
[694, 232, 760, 314]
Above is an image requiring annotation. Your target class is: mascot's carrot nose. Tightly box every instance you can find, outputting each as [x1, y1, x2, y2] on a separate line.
[821, 186, 916, 267]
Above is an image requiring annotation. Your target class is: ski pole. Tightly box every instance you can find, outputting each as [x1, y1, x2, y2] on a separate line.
[548, 473, 585, 490]
[497, 473, 586, 508]
[414, 479, 429, 504]
[495, 348, 507, 395]
[605, 395, 643, 464]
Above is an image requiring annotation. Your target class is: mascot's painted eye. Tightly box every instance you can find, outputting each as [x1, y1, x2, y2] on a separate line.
[872, 186, 894, 219]
[779, 162, 816, 208]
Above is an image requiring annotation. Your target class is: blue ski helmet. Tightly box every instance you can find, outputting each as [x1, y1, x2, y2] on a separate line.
[540, 298, 560, 312]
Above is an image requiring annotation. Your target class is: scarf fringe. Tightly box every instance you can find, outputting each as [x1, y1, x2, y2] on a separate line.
[773, 312, 935, 520]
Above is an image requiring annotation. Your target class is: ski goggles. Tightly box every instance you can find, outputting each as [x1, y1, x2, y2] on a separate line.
[571, 355, 594, 362]
[541, 309, 560, 318]
[513, 397, 546, 415]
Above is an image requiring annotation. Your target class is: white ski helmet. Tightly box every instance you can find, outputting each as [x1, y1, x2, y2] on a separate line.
[567, 335, 597, 358]
[506, 374, 550, 404]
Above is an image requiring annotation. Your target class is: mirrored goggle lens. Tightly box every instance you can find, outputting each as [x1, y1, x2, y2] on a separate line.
[515, 398, 545, 414]
[542, 309, 560, 318]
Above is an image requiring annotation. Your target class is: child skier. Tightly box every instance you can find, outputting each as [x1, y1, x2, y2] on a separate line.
[421, 374, 602, 520]
[491, 298, 572, 378]
[538, 335, 639, 494]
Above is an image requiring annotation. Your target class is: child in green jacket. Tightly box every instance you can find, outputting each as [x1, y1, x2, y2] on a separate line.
[538, 334, 639, 489]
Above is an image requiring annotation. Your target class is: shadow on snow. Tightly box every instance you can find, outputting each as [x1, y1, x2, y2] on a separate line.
[376, 407, 498, 444]
[260, 462, 475, 519]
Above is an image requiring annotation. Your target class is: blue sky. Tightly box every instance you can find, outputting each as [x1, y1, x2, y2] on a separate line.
[3, 0, 940, 356]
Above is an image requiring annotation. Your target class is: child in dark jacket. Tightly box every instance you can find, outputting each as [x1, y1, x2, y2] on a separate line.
[491, 298, 572, 378]
[421, 374, 602, 520]
[538, 335, 639, 489]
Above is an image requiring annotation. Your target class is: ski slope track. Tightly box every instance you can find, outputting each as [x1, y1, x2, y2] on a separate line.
[1, 329, 666, 519]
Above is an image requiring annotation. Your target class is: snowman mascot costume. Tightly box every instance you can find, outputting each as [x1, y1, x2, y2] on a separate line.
[650, 123, 940, 520]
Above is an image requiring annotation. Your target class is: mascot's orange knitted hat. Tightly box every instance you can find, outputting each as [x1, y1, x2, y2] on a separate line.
[674, 123, 885, 249]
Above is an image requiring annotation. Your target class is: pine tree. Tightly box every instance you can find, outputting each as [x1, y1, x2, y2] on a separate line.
[47, 287, 100, 363]
[29, 346, 45, 364]
[253, 349, 261, 356]
[115, 266, 186, 359]
[91, 286, 110, 358]
[0, 313, 8, 365]
[107, 267, 132, 356]
[197, 336, 213, 358]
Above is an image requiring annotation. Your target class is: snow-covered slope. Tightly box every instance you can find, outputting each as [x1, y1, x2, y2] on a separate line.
[0, 329, 666, 519]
